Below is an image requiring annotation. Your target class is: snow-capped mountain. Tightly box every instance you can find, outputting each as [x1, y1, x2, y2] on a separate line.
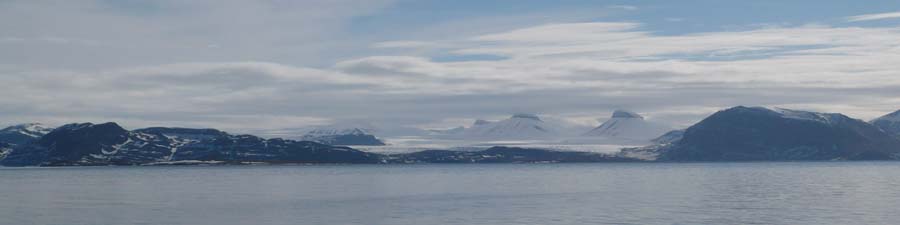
[583, 110, 671, 142]
[304, 127, 371, 137]
[0, 123, 55, 145]
[460, 114, 559, 140]
[1, 122, 380, 166]
[768, 107, 847, 123]
[871, 109, 900, 137]
[428, 119, 494, 136]
[301, 124, 385, 146]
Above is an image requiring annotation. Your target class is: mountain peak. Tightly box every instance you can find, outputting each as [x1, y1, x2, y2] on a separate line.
[660, 106, 900, 161]
[0, 123, 56, 146]
[611, 110, 644, 119]
[473, 119, 492, 126]
[305, 127, 369, 136]
[511, 113, 542, 121]
[57, 122, 125, 132]
[738, 106, 848, 125]
[872, 109, 900, 137]
[301, 124, 384, 146]
[873, 109, 900, 123]
[0, 123, 54, 137]
[460, 114, 556, 139]
[584, 110, 669, 141]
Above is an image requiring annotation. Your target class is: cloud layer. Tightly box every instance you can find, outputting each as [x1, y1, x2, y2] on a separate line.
[3, 2, 900, 136]
[847, 11, 900, 22]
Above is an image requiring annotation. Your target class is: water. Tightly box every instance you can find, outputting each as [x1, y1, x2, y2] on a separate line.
[2, 162, 900, 225]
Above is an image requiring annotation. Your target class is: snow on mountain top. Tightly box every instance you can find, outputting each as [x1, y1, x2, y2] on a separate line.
[303, 121, 379, 137]
[611, 110, 644, 119]
[0, 123, 54, 137]
[764, 107, 845, 124]
[305, 127, 369, 136]
[584, 110, 670, 142]
[460, 114, 557, 140]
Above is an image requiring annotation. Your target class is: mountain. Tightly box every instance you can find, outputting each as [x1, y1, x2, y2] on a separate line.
[652, 129, 685, 144]
[871, 110, 900, 137]
[583, 110, 671, 141]
[0, 123, 54, 145]
[431, 119, 492, 136]
[301, 127, 385, 146]
[460, 114, 559, 140]
[1, 123, 381, 166]
[473, 119, 492, 126]
[388, 146, 640, 163]
[657, 106, 900, 161]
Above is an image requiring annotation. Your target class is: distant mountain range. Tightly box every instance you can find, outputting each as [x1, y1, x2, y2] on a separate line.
[0, 123, 380, 166]
[0, 122, 634, 166]
[458, 113, 560, 140]
[4, 106, 900, 166]
[387, 146, 639, 163]
[300, 126, 386, 146]
[427, 110, 668, 143]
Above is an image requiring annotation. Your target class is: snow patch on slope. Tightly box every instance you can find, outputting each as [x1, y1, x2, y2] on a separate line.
[0, 123, 54, 138]
[768, 107, 843, 124]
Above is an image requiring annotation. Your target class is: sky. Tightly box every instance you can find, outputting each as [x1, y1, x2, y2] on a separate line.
[3, 0, 900, 134]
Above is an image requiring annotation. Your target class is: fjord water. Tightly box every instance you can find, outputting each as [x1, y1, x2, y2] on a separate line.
[3, 163, 900, 225]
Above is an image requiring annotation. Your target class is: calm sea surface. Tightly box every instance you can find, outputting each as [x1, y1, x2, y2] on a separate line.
[3, 162, 900, 225]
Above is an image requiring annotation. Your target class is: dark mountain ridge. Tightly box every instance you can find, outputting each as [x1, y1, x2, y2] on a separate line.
[388, 146, 640, 163]
[5, 105, 900, 166]
[657, 106, 900, 161]
[0, 123, 53, 146]
[872, 110, 900, 138]
[1, 122, 380, 166]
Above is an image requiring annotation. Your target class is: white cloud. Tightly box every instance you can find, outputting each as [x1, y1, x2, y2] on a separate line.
[372, 41, 436, 49]
[5, 5, 900, 133]
[847, 11, 900, 22]
[333, 22, 900, 125]
[608, 5, 638, 11]
[0, 0, 397, 69]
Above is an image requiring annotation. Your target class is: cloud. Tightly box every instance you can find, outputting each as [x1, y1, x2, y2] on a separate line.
[372, 41, 436, 49]
[608, 5, 638, 11]
[333, 22, 900, 125]
[0, 0, 397, 69]
[5, 4, 900, 134]
[847, 11, 900, 22]
[0, 62, 384, 131]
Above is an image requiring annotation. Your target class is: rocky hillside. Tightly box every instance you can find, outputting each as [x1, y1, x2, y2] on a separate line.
[1, 123, 381, 166]
[658, 107, 900, 161]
